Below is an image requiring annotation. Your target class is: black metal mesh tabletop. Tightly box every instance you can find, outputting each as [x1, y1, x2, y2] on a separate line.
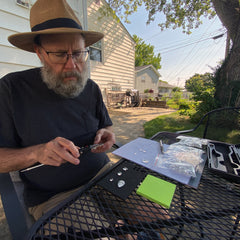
[27, 133, 240, 240]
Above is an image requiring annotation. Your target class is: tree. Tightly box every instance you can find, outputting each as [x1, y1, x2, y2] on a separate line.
[172, 87, 181, 92]
[185, 72, 217, 116]
[101, 0, 240, 107]
[133, 34, 161, 70]
[185, 73, 214, 93]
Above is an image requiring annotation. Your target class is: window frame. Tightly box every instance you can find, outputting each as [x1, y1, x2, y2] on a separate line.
[16, 0, 31, 8]
[89, 40, 103, 63]
[141, 76, 146, 83]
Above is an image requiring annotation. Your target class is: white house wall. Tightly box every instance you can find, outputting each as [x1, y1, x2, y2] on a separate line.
[87, 0, 135, 93]
[0, 0, 135, 100]
[0, 0, 84, 78]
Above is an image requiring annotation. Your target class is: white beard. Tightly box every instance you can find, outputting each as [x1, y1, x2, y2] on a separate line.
[41, 63, 88, 98]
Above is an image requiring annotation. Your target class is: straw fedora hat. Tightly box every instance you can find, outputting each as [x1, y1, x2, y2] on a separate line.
[8, 0, 104, 52]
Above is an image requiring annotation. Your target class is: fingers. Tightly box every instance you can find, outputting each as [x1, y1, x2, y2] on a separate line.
[92, 128, 116, 153]
[57, 137, 80, 158]
[37, 137, 80, 166]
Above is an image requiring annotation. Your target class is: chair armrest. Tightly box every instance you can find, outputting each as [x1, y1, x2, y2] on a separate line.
[0, 173, 34, 240]
[175, 129, 195, 134]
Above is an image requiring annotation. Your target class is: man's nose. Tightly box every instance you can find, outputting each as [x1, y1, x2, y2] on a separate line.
[64, 55, 76, 69]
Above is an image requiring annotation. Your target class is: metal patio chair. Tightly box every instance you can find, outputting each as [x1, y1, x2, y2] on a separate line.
[0, 171, 35, 240]
[176, 107, 240, 139]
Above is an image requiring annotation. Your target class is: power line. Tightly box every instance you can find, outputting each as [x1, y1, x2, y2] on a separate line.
[153, 28, 225, 52]
[166, 37, 226, 86]
[157, 32, 226, 54]
[163, 17, 226, 85]
[195, 37, 226, 73]
[164, 21, 218, 82]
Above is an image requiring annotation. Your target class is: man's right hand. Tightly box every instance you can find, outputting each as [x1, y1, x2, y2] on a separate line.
[0, 137, 80, 173]
[36, 137, 80, 166]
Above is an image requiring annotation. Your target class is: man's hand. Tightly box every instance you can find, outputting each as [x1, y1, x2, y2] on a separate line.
[35, 137, 80, 166]
[0, 137, 80, 172]
[92, 127, 116, 153]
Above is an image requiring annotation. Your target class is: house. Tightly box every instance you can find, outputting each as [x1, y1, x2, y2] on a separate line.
[158, 81, 175, 97]
[135, 64, 161, 96]
[87, 0, 135, 94]
[0, 0, 40, 77]
[0, 0, 135, 102]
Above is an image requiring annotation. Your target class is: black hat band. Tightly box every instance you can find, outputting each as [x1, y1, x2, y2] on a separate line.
[32, 18, 82, 32]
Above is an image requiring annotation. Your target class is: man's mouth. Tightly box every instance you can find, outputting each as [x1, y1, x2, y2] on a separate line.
[62, 72, 79, 82]
[63, 76, 77, 82]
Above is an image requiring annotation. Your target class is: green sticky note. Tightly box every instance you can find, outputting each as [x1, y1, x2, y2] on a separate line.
[136, 174, 176, 209]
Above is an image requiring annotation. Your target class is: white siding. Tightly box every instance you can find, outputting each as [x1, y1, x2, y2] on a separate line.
[87, 0, 135, 94]
[0, 0, 135, 99]
[0, 0, 84, 78]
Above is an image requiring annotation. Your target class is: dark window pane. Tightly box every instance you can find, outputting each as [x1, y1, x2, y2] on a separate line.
[16, 0, 29, 7]
[90, 48, 102, 62]
[92, 41, 102, 49]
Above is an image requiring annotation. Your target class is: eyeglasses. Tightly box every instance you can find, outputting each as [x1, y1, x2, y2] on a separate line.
[41, 47, 89, 64]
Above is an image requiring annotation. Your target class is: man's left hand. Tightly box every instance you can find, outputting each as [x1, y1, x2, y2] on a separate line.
[92, 127, 115, 152]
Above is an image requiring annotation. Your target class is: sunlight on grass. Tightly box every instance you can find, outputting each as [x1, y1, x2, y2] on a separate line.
[144, 112, 240, 144]
[143, 112, 195, 138]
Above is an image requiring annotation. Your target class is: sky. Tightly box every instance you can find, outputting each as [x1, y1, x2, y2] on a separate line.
[121, 6, 227, 88]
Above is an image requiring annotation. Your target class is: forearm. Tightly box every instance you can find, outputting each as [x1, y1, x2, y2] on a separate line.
[0, 146, 39, 173]
[105, 125, 114, 132]
[0, 137, 80, 173]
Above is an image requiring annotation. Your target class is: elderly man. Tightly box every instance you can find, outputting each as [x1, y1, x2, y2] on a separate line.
[0, 0, 115, 220]
[0, 2, 169, 239]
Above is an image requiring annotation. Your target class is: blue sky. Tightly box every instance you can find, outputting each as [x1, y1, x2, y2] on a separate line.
[122, 7, 227, 87]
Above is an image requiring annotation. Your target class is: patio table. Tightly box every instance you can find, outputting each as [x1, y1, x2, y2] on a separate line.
[26, 132, 240, 240]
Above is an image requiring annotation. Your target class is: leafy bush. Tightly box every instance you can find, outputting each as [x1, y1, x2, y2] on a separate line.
[172, 91, 182, 103]
[185, 72, 218, 123]
[178, 99, 196, 116]
[190, 90, 217, 123]
[144, 89, 149, 93]
[166, 99, 179, 109]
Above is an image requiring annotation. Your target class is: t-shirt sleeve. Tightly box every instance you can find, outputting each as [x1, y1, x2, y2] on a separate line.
[0, 77, 21, 147]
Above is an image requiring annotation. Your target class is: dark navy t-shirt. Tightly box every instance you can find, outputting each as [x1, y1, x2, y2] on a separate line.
[0, 68, 112, 206]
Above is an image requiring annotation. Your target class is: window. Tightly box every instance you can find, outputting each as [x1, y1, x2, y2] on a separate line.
[141, 76, 146, 83]
[111, 85, 121, 91]
[16, 0, 30, 7]
[89, 40, 102, 62]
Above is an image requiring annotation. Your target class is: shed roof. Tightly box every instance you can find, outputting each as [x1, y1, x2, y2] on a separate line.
[158, 81, 175, 88]
[135, 64, 161, 78]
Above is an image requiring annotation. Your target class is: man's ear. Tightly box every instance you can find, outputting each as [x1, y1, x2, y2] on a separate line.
[34, 44, 43, 62]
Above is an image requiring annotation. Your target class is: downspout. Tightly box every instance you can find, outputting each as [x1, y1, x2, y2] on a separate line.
[81, 0, 91, 78]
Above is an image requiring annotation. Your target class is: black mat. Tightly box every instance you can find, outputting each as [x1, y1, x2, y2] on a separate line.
[97, 160, 147, 200]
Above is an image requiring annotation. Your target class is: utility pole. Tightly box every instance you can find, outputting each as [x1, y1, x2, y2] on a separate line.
[177, 77, 180, 87]
[212, 32, 230, 58]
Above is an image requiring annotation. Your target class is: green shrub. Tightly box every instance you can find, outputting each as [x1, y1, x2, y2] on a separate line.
[178, 100, 196, 116]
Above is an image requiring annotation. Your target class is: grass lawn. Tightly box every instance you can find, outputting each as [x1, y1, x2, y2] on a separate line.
[144, 111, 240, 144]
